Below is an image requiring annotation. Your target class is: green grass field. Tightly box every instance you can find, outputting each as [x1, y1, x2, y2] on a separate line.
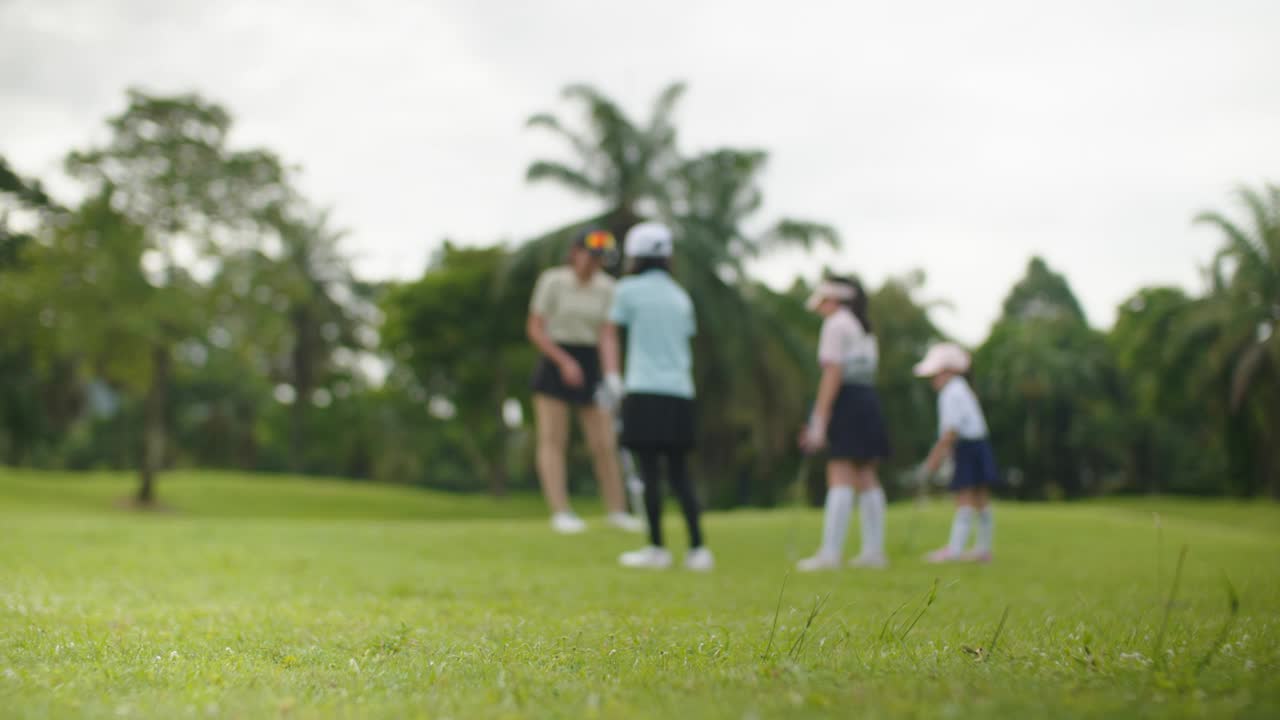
[1, 470, 1277, 719]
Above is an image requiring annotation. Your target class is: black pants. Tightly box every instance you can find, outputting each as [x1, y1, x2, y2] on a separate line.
[635, 449, 704, 549]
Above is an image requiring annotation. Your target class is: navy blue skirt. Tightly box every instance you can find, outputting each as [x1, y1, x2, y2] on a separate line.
[952, 438, 999, 490]
[826, 384, 891, 462]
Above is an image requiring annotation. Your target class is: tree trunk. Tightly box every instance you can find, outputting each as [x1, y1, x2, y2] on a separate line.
[238, 402, 258, 470]
[290, 308, 314, 475]
[138, 344, 170, 505]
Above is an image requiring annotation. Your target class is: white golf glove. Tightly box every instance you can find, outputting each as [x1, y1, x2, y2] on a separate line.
[914, 462, 931, 488]
[598, 373, 626, 411]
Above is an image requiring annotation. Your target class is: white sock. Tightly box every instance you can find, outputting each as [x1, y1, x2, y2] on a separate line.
[947, 506, 974, 554]
[859, 488, 887, 557]
[820, 486, 854, 559]
[975, 506, 994, 552]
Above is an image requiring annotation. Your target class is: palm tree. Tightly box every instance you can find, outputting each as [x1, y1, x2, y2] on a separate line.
[509, 83, 842, 504]
[504, 82, 687, 280]
[526, 82, 685, 220]
[1185, 184, 1280, 494]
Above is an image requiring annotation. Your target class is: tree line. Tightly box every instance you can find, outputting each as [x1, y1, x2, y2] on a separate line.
[1, 84, 1276, 505]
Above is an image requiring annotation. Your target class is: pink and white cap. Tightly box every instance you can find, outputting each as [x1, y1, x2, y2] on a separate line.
[913, 342, 971, 377]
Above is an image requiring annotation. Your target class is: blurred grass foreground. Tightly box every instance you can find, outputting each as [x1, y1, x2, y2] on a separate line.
[1, 468, 1278, 718]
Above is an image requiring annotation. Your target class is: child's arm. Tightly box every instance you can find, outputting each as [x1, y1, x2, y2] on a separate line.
[802, 364, 843, 450]
[924, 430, 958, 475]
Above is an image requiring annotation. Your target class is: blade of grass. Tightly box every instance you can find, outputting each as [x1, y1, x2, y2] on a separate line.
[878, 600, 909, 644]
[899, 578, 939, 642]
[761, 572, 790, 661]
[985, 606, 1011, 662]
[787, 592, 831, 661]
[1152, 544, 1188, 671]
[1195, 574, 1240, 676]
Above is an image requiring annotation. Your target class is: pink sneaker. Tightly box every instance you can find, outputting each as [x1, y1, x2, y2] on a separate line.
[961, 549, 992, 564]
[924, 548, 963, 564]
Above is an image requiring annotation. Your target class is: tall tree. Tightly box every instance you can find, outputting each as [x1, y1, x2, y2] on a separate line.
[56, 90, 290, 504]
[215, 206, 371, 473]
[975, 258, 1118, 498]
[382, 244, 535, 496]
[0, 156, 69, 464]
[1001, 257, 1088, 323]
[1179, 185, 1280, 495]
[526, 82, 685, 225]
[1110, 287, 1228, 493]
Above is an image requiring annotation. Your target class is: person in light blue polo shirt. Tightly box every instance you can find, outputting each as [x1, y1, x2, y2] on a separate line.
[600, 222, 712, 572]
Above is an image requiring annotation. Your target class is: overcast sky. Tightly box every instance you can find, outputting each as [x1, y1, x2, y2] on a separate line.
[3, 0, 1278, 342]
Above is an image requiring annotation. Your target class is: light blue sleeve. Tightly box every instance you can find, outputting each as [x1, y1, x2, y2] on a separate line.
[609, 280, 633, 326]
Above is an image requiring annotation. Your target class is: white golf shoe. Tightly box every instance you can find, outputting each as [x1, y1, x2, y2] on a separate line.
[684, 547, 715, 572]
[619, 546, 673, 569]
[607, 512, 646, 533]
[551, 512, 587, 534]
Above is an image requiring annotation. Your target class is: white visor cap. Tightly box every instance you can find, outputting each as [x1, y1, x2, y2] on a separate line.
[805, 280, 856, 311]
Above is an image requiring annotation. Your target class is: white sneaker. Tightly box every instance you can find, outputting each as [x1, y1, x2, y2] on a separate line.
[684, 547, 715, 572]
[551, 512, 587, 534]
[849, 552, 889, 569]
[607, 512, 646, 533]
[619, 546, 672, 569]
[924, 547, 963, 564]
[796, 553, 841, 572]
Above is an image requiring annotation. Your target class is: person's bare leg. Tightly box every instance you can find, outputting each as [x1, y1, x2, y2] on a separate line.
[829, 460, 857, 488]
[534, 395, 571, 514]
[577, 405, 627, 514]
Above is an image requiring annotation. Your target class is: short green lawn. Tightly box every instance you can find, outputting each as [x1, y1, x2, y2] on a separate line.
[1, 471, 1277, 719]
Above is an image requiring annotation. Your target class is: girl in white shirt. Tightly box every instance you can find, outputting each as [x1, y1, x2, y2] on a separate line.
[797, 276, 892, 571]
[914, 342, 999, 563]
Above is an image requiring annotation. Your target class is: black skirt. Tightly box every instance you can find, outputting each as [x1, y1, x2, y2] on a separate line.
[827, 383, 891, 462]
[530, 344, 602, 406]
[621, 393, 696, 452]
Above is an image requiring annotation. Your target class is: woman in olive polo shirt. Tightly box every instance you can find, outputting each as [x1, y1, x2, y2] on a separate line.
[526, 228, 643, 534]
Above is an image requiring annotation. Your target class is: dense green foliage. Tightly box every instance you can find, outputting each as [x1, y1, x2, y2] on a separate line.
[0, 85, 1277, 503]
[1, 470, 1278, 718]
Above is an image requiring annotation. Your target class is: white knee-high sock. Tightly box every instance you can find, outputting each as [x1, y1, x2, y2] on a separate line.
[975, 506, 994, 552]
[859, 487, 887, 557]
[947, 506, 975, 554]
[820, 486, 854, 559]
